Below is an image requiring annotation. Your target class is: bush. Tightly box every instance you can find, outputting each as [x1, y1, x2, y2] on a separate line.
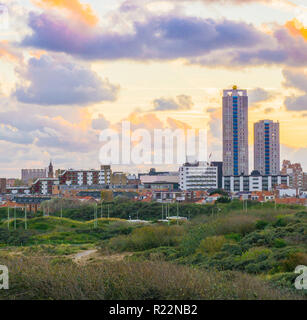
[107, 225, 184, 252]
[214, 214, 258, 236]
[274, 239, 287, 248]
[197, 236, 228, 256]
[240, 247, 273, 263]
[256, 220, 268, 230]
[281, 252, 307, 272]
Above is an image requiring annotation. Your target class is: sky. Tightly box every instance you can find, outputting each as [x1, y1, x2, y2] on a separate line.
[0, 0, 306, 177]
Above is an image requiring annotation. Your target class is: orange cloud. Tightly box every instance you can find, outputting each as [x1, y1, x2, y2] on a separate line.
[0, 41, 21, 62]
[29, 50, 47, 59]
[32, 0, 98, 26]
[285, 19, 307, 41]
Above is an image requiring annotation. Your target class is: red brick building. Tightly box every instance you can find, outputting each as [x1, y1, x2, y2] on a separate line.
[281, 160, 304, 190]
[59, 167, 111, 186]
[31, 178, 59, 195]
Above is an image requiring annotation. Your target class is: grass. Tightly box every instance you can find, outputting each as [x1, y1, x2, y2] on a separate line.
[0, 254, 302, 300]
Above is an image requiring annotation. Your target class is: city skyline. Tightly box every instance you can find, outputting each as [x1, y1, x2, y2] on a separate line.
[0, 0, 306, 177]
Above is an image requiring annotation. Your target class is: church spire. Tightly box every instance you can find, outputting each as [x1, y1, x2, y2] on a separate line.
[48, 160, 54, 178]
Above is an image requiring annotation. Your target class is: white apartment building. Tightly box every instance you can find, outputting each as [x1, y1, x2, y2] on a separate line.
[223, 172, 289, 193]
[179, 161, 218, 191]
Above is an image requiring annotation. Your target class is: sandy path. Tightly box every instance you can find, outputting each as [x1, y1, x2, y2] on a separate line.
[73, 249, 97, 262]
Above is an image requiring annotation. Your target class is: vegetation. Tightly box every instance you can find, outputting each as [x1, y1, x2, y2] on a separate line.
[0, 200, 306, 300]
[0, 255, 302, 300]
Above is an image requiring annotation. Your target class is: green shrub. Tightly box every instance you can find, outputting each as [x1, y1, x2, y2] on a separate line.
[256, 220, 268, 230]
[240, 247, 273, 262]
[107, 225, 184, 252]
[225, 233, 241, 242]
[197, 236, 228, 256]
[274, 238, 287, 248]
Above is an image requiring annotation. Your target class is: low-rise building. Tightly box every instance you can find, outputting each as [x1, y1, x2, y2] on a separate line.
[179, 161, 218, 191]
[6, 179, 17, 187]
[223, 170, 289, 193]
[250, 191, 275, 202]
[31, 178, 59, 195]
[153, 190, 187, 203]
[59, 167, 111, 186]
[21, 168, 47, 184]
[281, 160, 303, 190]
[278, 188, 297, 198]
[0, 178, 6, 194]
[111, 172, 128, 186]
[303, 172, 307, 191]
[6, 186, 31, 195]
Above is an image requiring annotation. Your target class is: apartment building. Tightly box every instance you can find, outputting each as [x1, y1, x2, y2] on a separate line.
[59, 166, 111, 187]
[223, 170, 289, 193]
[223, 86, 249, 176]
[179, 161, 218, 191]
[281, 160, 303, 190]
[254, 120, 280, 175]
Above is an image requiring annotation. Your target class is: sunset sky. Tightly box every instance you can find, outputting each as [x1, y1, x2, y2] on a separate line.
[0, 0, 306, 177]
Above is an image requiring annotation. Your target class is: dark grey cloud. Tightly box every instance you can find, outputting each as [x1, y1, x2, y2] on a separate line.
[283, 69, 307, 111]
[13, 54, 120, 106]
[153, 95, 194, 111]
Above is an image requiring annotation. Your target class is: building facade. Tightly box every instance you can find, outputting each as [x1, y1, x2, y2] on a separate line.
[111, 172, 128, 186]
[59, 167, 111, 187]
[179, 161, 218, 191]
[254, 120, 280, 175]
[0, 178, 6, 194]
[31, 178, 59, 195]
[6, 186, 31, 195]
[211, 161, 223, 189]
[281, 160, 303, 190]
[223, 171, 289, 193]
[223, 86, 249, 176]
[21, 168, 47, 183]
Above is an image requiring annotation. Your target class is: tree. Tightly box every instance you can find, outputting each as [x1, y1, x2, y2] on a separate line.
[209, 189, 229, 197]
[13, 179, 25, 187]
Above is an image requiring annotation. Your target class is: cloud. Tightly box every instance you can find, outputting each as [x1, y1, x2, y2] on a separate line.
[249, 88, 275, 104]
[91, 114, 110, 130]
[264, 107, 274, 114]
[22, 11, 269, 61]
[13, 54, 120, 106]
[0, 41, 22, 62]
[284, 95, 307, 111]
[285, 18, 307, 42]
[281, 144, 307, 171]
[21, 8, 307, 69]
[191, 26, 307, 67]
[166, 0, 273, 3]
[32, 0, 98, 26]
[166, 117, 192, 130]
[153, 95, 194, 111]
[0, 101, 105, 153]
[283, 69, 307, 111]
